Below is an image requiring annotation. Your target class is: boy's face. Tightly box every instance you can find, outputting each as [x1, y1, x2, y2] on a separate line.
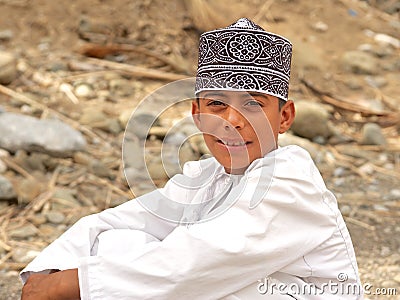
[192, 90, 295, 174]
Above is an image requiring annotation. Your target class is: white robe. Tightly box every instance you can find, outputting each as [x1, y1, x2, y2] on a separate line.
[20, 145, 363, 299]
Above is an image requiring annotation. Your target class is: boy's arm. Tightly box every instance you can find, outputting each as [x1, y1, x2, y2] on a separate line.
[20, 189, 178, 283]
[75, 175, 337, 299]
[22, 269, 79, 300]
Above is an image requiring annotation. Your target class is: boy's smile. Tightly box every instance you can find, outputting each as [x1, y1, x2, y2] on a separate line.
[192, 90, 295, 174]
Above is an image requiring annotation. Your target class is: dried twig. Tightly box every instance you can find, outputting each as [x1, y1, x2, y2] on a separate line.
[345, 216, 375, 231]
[79, 43, 190, 74]
[300, 77, 400, 125]
[87, 173, 133, 199]
[1, 156, 35, 180]
[85, 57, 188, 81]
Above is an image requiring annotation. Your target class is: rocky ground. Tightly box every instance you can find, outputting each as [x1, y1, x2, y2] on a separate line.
[0, 0, 399, 299]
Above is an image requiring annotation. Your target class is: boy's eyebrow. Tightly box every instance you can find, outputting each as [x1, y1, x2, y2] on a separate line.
[242, 92, 270, 100]
[200, 91, 227, 99]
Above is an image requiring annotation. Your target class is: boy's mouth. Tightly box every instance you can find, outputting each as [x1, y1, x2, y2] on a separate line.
[217, 139, 251, 147]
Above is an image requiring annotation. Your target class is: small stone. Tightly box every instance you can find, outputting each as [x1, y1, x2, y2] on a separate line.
[311, 21, 328, 32]
[360, 123, 386, 145]
[342, 51, 379, 75]
[12, 248, 40, 264]
[358, 163, 374, 175]
[73, 151, 93, 166]
[364, 76, 388, 89]
[339, 205, 351, 217]
[146, 157, 168, 180]
[0, 175, 16, 200]
[123, 140, 144, 169]
[79, 108, 107, 125]
[109, 78, 135, 97]
[118, 110, 132, 129]
[126, 112, 160, 140]
[291, 101, 333, 140]
[89, 160, 114, 178]
[29, 213, 47, 226]
[9, 224, 39, 239]
[45, 211, 65, 224]
[344, 77, 363, 90]
[16, 178, 42, 204]
[51, 188, 80, 209]
[0, 149, 10, 158]
[380, 246, 391, 257]
[95, 118, 122, 134]
[74, 83, 95, 98]
[0, 51, 18, 84]
[0, 29, 13, 41]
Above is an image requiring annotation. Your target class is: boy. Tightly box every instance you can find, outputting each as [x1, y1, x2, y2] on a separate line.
[21, 18, 362, 299]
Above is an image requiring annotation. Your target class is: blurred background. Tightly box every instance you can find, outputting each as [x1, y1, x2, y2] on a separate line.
[0, 0, 399, 298]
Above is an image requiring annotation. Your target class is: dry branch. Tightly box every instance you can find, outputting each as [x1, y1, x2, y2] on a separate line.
[300, 77, 400, 127]
[79, 43, 190, 74]
[85, 58, 188, 82]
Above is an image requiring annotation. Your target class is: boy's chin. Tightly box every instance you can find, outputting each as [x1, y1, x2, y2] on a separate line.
[221, 161, 252, 175]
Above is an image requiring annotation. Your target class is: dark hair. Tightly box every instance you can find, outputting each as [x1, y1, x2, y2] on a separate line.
[278, 98, 286, 111]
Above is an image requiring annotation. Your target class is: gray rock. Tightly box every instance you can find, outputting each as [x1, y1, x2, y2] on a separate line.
[291, 101, 333, 140]
[51, 188, 80, 208]
[12, 248, 40, 264]
[0, 175, 16, 200]
[123, 140, 144, 169]
[146, 156, 168, 180]
[9, 224, 39, 239]
[0, 51, 17, 84]
[0, 113, 86, 157]
[79, 108, 107, 125]
[342, 51, 379, 75]
[126, 112, 160, 140]
[88, 159, 114, 179]
[45, 211, 65, 224]
[360, 123, 386, 145]
[109, 78, 135, 97]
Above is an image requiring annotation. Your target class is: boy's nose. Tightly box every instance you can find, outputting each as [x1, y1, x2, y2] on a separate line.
[224, 106, 245, 130]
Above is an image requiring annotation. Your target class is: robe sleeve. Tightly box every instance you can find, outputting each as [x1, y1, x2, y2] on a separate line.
[19, 190, 178, 283]
[78, 159, 339, 300]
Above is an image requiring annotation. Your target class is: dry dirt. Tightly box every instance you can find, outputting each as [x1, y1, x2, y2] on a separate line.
[0, 0, 399, 299]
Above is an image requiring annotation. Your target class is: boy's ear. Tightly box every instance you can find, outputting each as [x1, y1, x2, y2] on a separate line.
[279, 100, 296, 134]
[192, 100, 201, 130]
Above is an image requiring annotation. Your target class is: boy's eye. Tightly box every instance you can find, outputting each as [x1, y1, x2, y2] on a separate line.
[245, 100, 263, 107]
[207, 100, 226, 106]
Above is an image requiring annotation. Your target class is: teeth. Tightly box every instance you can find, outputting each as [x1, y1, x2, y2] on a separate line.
[222, 140, 246, 146]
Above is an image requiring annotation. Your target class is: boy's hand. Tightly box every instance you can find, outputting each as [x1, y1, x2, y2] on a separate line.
[22, 269, 80, 300]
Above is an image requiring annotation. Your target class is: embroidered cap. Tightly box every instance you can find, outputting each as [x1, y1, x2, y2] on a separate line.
[195, 18, 292, 101]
